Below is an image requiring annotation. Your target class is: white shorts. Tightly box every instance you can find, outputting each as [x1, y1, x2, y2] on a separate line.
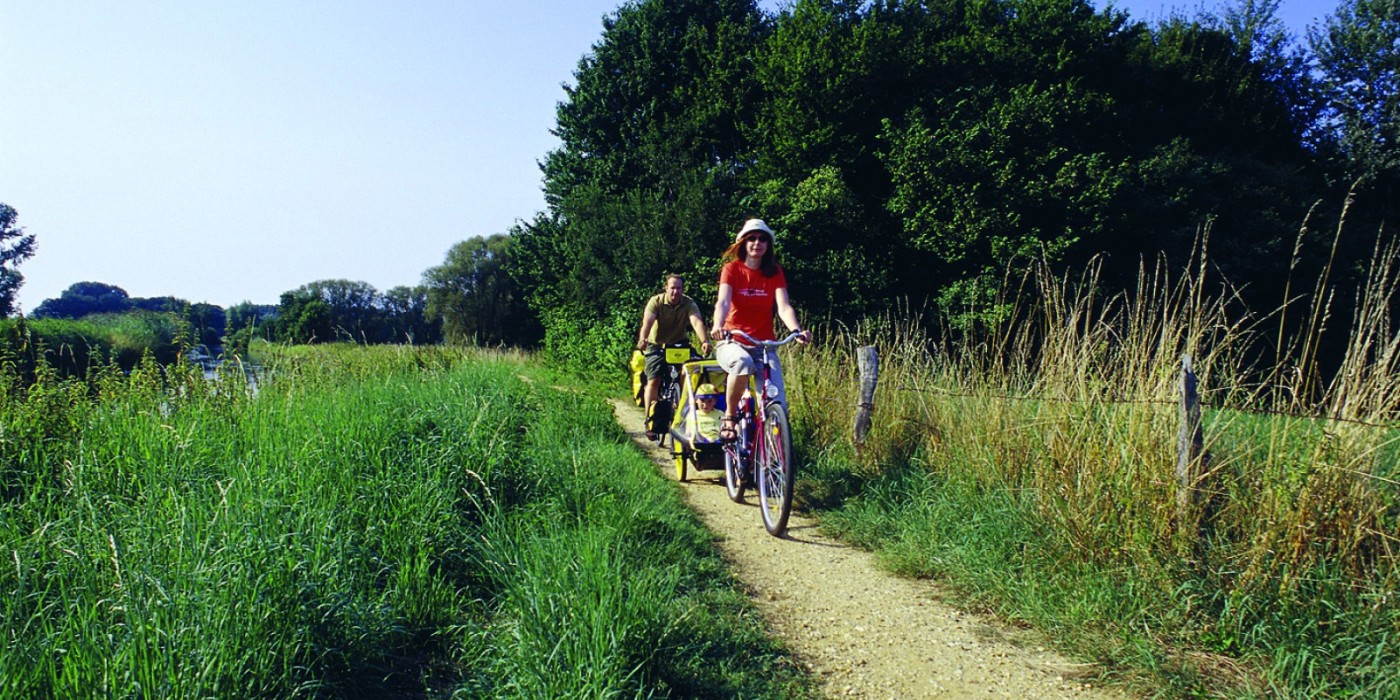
[714, 340, 786, 405]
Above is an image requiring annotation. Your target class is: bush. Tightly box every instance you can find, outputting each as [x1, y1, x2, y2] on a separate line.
[538, 304, 638, 379]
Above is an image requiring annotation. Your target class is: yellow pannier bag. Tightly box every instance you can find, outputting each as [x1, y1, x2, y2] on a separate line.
[630, 350, 646, 406]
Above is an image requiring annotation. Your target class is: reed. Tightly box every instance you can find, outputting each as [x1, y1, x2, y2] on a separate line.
[0, 313, 187, 382]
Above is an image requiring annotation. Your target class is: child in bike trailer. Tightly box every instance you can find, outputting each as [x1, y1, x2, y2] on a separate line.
[688, 383, 724, 443]
[709, 219, 813, 441]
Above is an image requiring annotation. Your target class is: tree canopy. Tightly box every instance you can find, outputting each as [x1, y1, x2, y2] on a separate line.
[266, 279, 445, 346]
[515, 0, 1366, 369]
[516, 0, 768, 353]
[0, 204, 36, 318]
[32, 282, 131, 319]
[18, 0, 1398, 365]
[1310, 0, 1400, 183]
[423, 232, 538, 347]
[274, 280, 380, 344]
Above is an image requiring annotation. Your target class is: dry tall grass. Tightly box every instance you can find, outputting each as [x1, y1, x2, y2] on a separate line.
[784, 227, 1399, 639]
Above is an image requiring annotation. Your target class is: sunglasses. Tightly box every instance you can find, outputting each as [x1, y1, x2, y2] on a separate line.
[742, 234, 770, 244]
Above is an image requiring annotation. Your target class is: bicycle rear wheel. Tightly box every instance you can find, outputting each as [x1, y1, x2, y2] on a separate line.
[757, 402, 794, 536]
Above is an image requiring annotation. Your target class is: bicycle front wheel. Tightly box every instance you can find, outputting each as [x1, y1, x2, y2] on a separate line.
[757, 402, 794, 536]
[657, 380, 681, 446]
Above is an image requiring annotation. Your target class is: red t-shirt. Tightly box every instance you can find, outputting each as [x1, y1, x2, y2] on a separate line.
[720, 260, 787, 342]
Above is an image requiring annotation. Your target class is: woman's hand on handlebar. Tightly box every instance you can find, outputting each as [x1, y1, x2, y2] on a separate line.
[713, 328, 810, 346]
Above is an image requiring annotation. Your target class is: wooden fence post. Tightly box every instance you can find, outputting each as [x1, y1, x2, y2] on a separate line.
[1177, 354, 1204, 526]
[854, 346, 879, 448]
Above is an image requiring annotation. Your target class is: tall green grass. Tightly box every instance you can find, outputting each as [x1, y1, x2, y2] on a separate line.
[1, 345, 810, 698]
[0, 313, 187, 382]
[784, 247, 1400, 697]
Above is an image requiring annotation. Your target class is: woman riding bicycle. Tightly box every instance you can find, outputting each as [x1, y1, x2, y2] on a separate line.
[709, 219, 813, 441]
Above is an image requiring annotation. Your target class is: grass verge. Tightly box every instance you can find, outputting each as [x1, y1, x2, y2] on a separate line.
[781, 256, 1399, 698]
[1, 345, 811, 698]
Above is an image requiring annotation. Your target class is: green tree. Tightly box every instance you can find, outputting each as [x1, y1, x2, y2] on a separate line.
[520, 0, 767, 367]
[226, 302, 277, 334]
[1310, 0, 1400, 183]
[743, 0, 923, 319]
[1111, 13, 1318, 305]
[746, 0, 1159, 314]
[224, 301, 277, 354]
[185, 302, 226, 349]
[32, 282, 130, 319]
[288, 299, 333, 345]
[126, 296, 227, 347]
[274, 279, 382, 343]
[1213, 0, 1322, 145]
[381, 285, 441, 345]
[523, 0, 1325, 337]
[881, 82, 1129, 293]
[869, 0, 1314, 311]
[542, 0, 764, 207]
[424, 233, 538, 346]
[128, 295, 183, 313]
[0, 203, 36, 318]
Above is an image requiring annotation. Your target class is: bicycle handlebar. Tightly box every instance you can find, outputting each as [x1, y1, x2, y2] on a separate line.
[723, 329, 803, 348]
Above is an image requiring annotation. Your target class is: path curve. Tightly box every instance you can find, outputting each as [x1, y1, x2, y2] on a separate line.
[611, 399, 1133, 699]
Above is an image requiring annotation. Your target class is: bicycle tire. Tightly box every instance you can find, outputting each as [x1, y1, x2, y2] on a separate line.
[658, 372, 683, 446]
[723, 427, 745, 503]
[673, 440, 687, 481]
[757, 402, 794, 536]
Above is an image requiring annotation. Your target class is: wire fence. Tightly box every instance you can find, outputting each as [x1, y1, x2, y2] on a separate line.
[885, 372, 1400, 430]
[844, 347, 1400, 525]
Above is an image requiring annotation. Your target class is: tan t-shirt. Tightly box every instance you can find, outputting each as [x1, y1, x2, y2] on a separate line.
[644, 293, 701, 345]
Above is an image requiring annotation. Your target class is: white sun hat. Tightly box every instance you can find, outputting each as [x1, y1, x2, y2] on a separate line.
[735, 218, 775, 244]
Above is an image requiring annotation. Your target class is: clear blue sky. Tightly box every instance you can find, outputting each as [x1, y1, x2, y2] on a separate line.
[1102, 0, 1334, 34]
[2, 0, 1335, 313]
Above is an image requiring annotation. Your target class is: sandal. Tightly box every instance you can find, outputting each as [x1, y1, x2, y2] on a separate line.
[719, 415, 738, 442]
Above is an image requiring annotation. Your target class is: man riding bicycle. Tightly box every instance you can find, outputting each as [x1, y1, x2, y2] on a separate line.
[637, 274, 711, 439]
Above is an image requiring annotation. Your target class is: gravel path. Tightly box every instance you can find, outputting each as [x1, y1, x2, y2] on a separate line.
[611, 399, 1134, 699]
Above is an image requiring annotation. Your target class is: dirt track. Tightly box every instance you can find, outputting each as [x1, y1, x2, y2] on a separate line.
[611, 398, 1133, 699]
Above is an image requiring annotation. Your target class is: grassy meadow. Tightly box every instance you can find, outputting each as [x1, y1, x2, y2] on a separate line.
[782, 252, 1400, 698]
[1, 344, 811, 698]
